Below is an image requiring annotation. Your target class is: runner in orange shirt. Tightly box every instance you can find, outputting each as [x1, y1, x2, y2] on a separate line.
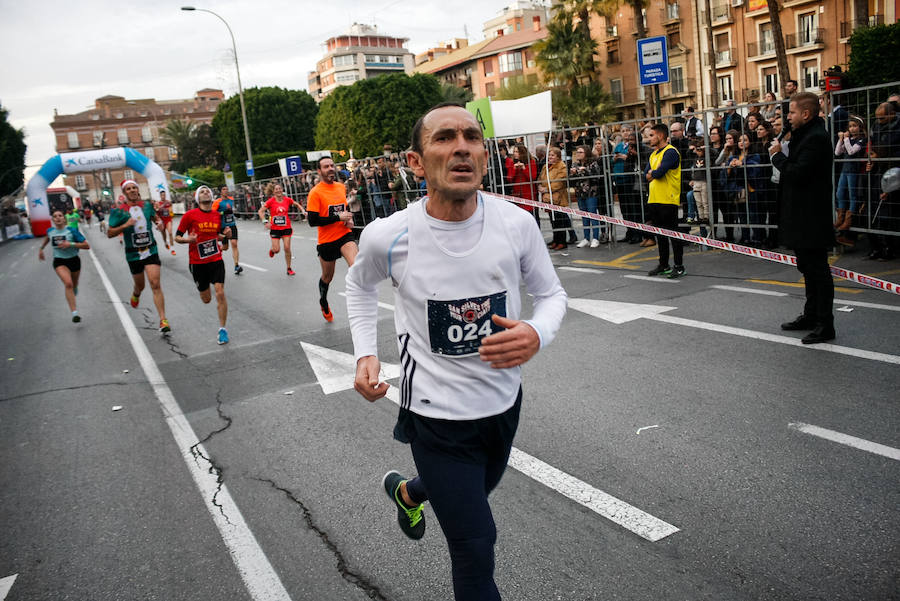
[306, 157, 357, 321]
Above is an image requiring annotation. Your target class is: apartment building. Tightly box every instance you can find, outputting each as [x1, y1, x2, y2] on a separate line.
[50, 89, 224, 201]
[307, 23, 414, 101]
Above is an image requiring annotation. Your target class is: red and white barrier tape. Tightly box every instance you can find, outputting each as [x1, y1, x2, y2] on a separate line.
[495, 192, 900, 296]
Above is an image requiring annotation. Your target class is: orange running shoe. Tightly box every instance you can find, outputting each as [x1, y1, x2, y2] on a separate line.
[320, 299, 333, 322]
[130, 294, 139, 308]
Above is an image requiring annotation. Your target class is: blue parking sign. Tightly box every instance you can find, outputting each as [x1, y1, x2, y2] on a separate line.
[637, 36, 669, 86]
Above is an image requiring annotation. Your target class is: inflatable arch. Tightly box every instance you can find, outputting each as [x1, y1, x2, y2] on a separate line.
[26, 147, 170, 236]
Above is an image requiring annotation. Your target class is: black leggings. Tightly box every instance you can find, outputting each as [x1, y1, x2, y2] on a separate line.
[648, 203, 684, 267]
[402, 391, 521, 601]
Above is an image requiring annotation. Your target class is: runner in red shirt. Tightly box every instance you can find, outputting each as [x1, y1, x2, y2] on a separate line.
[306, 157, 357, 321]
[155, 189, 176, 255]
[258, 183, 306, 276]
[175, 186, 232, 345]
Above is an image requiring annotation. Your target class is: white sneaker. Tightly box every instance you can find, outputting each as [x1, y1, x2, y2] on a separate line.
[576, 239, 590, 248]
[590, 238, 601, 248]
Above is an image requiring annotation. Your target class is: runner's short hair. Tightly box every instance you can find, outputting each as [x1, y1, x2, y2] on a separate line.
[410, 102, 467, 155]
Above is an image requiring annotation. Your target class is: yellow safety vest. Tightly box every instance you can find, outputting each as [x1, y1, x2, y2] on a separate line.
[648, 144, 681, 206]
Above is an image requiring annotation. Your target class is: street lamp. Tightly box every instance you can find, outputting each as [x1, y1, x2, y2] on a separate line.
[181, 6, 254, 181]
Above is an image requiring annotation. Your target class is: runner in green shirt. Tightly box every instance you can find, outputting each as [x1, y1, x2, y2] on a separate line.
[106, 179, 171, 332]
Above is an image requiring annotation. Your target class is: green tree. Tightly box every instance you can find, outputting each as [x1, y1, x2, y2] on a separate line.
[315, 73, 443, 158]
[212, 86, 318, 167]
[847, 23, 900, 86]
[553, 81, 615, 125]
[534, 9, 597, 89]
[0, 105, 27, 197]
[494, 79, 547, 101]
[185, 166, 225, 189]
[160, 118, 198, 172]
[441, 83, 474, 105]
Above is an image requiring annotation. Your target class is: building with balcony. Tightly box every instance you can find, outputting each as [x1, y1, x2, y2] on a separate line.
[697, 0, 895, 108]
[482, 0, 550, 39]
[307, 23, 414, 101]
[49, 89, 224, 202]
[597, 0, 699, 119]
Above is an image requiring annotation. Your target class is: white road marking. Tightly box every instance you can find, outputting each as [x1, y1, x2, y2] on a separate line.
[88, 250, 292, 601]
[0, 574, 17, 600]
[711, 285, 788, 297]
[337, 291, 394, 311]
[302, 342, 679, 542]
[21, 250, 29, 258]
[559, 266, 606, 274]
[712, 285, 900, 312]
[830, 298, 900, 312]
[569, 298, 900, 365]
[789, 422, 900, 461]
[624, 274, 681, 283]
[239, 262, 268, 272]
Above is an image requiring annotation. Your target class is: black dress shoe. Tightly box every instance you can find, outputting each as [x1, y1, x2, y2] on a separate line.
[781, 315, 817, 331]
[802, 325, 836, 344]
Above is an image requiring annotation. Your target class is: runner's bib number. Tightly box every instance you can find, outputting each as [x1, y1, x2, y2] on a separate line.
[51, 235, 67, 247]
[272, 215, 287, 226]
[426, 292, 507, 357]
[223, 213, 236, 226]
[328, 203, 347, 217]
[197, 239, 219, 259]
[132, 231, 151, 247]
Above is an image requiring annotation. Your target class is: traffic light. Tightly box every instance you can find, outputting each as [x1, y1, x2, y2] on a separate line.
[102, 188, 111, 197]
[185, 178, 193, 185]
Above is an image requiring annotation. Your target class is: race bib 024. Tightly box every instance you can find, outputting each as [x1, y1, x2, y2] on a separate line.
[427, 291, 507, 357]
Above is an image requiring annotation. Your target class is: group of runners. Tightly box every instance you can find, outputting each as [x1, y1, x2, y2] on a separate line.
[40, 164, 358, 341]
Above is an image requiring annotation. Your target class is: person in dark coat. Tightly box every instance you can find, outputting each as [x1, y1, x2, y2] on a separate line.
[769, 92, 835, 344]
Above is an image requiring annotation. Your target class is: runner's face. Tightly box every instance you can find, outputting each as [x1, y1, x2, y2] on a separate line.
[52, 211, 65, 226]
[124, 183, 140, 203]
[274, 185, 283, 196]
[409, 106, 486, 200]
[197, 188, 212, 206]
[318, 159, 336, 183]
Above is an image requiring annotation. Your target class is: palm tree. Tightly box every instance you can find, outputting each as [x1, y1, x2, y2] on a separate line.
[160, 119, 197, 172]
[765, 0, 792, 93]
[440, 83, 474, 105]
[535, 10, 596, 90]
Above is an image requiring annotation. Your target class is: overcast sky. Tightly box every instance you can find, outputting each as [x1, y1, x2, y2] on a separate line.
[0, 0, 521, 173]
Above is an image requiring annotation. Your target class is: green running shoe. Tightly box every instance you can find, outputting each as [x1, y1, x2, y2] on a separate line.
[382, 471, 425, 540]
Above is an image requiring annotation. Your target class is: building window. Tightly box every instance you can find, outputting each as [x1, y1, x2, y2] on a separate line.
[67, 132, 79, 149]
[717, 74, 733, 100]
[759, 22, 775, 54]
[117, 128, 129, 144]
[762, 66, 779, 94]
[798, 12, 817, 46]
[801, 59, 819, 90]
[145, 147, 155, 159]
[637, 86, 646, 101]
[168, 146, 178, 160]
[607, 45, 620, 65]
[75, 175, 86, 190]
[485, 82, 496, 97]
[502, 75, 525, 88]
[334, 54, 356, 67]
[499, 51, 522, 73]
[115, 112, 124, 119]
[667, 26, 681, 48]
[91, 114, 100, 121]
[666, 2, 679, 20]
[671, 66, 684, 94]
[484, 59, 494, 77]
[610, 79, 623, 104]
[336, 72, 359, 83]
[124, 169, 135, 181]
[92, 131, 105, 147]
[141, 126, 153, 143]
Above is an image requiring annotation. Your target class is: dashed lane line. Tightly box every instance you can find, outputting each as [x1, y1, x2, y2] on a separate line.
[789, 422, 900, 461]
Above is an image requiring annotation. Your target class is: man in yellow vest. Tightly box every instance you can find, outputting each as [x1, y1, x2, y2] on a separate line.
[644, 123, 685, 278]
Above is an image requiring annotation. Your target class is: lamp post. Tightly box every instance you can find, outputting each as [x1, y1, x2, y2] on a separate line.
[181, 6, 254, 181]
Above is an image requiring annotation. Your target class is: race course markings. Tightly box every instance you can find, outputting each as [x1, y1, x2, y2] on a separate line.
[789, 422, 900, 461]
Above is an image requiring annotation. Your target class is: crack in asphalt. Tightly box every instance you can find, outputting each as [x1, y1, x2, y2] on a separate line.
[255, 478, 391, 601]
[0, 381, 133, 403]
[189, 386, 234, 525]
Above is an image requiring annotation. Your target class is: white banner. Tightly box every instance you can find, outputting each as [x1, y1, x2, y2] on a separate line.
[490, 91, 553, 137]
[60, 148, 127, 173]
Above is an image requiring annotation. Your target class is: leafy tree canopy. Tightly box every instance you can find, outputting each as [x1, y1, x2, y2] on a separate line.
[0, 105, 27, 197]
[212, 86, 318, 167]
[315, 73, 443, 158]
[847, 23, 900, 87]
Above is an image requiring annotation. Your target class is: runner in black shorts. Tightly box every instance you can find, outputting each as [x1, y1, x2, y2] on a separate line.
[39, 209, 90, 323]
[189, 260, 226, 291]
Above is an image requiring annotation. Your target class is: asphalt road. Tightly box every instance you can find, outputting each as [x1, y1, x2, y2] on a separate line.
[1, 216, 898, 601]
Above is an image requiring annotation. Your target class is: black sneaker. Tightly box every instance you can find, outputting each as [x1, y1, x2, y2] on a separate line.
[647, 264, 672, 276]
[382, 471, 425, 540]
[801, 325, 836, 344]
[668, 264, 685, 279]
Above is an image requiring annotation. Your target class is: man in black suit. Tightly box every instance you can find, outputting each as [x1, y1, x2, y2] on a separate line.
[769, 92, 835, 344]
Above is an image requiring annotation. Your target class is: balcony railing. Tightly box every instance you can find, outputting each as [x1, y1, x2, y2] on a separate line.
[711, 4, 732, 22]
[662, 77, 695, 97]
[747, 40, 776, 58]
[840, 15, 884, 38]
[706, 48, 736, 66]
[785, 27, 825, 49]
